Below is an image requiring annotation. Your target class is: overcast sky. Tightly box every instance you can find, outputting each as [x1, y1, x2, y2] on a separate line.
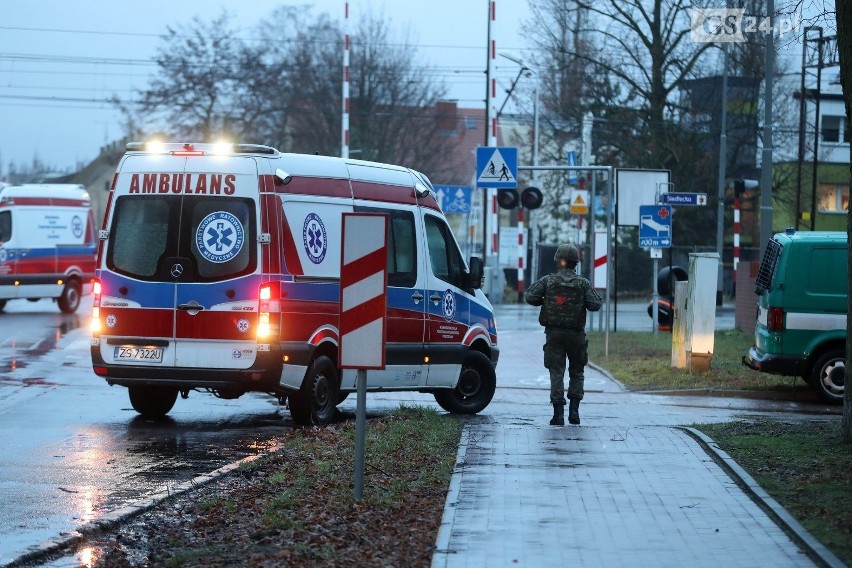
[0, 0, 532, 175]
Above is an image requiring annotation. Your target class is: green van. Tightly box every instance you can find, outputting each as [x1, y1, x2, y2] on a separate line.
[743, 229, 847, 404]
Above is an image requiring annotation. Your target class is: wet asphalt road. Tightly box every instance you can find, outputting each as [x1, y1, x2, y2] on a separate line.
[0, 297, 293, 565]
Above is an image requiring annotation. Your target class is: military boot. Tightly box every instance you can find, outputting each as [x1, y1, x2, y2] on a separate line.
[549, 403, 565, 426]
[568, 398, 580, 425]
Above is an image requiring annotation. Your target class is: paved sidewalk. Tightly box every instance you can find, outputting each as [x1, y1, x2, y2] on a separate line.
[429, 305, 843, 568]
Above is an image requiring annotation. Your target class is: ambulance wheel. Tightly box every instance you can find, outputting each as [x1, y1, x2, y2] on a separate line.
[0, 300, 5, 312]
[58, 279, 81, 313]
[809, 350, 845, 405]
[128, 386, 178, 418]
[289, 355, 339, 426]
[434, 351, 496, 415]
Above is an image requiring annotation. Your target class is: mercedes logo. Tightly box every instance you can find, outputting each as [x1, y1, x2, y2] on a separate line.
[170, 263, 184, 278]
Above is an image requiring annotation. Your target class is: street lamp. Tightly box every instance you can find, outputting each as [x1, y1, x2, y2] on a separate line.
[498, 52, 541, 289]
[497, 52, 539, 178]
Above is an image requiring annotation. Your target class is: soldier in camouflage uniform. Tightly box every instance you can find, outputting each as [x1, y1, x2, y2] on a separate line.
[524, 244, 602, 426]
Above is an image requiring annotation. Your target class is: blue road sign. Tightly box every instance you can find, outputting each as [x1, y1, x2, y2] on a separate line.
[638, 204, 672, 248]
[566, 150, 578, 184]
[476, 147, 517, 188]
[662, 192, 707, 206]
[434, 185, 472, 214]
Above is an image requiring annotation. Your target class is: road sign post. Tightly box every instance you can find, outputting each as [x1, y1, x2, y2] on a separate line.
[638, 204, 672, 248]
[476, 147, 518, 189]
[639, 204, 672, 335]
[662, 192, 707, 206]
[340, 213, 388, 500]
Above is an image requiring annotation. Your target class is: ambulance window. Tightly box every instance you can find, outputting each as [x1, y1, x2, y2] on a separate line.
[0, 211, 10, 242]
[425, 215, 464, 288]
[354, 207, 417, 288]
[109, 197, 170, 278]
[388, 213, 416, 287]
[185, 198, 255, 280]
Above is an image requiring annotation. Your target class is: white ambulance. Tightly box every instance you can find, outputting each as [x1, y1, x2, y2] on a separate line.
[90, 142, 499, 425]
[0, 184, 96, 313]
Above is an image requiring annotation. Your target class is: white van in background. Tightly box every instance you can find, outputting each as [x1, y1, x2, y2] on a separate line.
[0, 184, 97, 313]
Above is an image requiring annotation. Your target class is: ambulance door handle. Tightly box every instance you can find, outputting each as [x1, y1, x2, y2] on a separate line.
[429, 293, 442, 304]
[411, 292, 424, 304]
[177, 300, 205, 315]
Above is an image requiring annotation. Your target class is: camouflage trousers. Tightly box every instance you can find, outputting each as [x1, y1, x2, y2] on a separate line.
[543, 329, 588, 406]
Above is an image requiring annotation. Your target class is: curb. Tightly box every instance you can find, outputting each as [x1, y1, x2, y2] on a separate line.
[681, 427, 846, 568]
[431, 423, 471, 567]
[587, 361, 627, 391]
[3, 447, 278, 568]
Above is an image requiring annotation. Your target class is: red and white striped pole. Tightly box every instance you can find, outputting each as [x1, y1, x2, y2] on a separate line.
[517, 207, 525, 297]
[733, 194, 741, 288]
[341, 1, 350, 159]
[487, 1, 498, 260]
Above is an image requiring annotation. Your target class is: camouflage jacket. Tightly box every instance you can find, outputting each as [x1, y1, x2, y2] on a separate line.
[524, 268, 602, 330]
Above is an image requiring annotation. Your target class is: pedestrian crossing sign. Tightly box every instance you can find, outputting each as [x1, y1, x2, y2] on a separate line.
[476, 147, 518, 188]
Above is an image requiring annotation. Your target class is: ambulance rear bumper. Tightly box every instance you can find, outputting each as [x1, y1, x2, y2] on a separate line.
[91, 346, 283, 391]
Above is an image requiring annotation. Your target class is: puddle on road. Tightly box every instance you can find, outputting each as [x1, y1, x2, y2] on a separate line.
[0, 313, 83, 379]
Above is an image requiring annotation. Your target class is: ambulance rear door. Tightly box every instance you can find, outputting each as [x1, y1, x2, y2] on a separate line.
[101, 155, 261, 370]
[172, 157, 262, 370]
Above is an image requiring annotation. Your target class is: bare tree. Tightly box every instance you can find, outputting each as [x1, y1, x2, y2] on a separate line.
[347, 16, 451, 176]
[521, 0, 720, 254]
[251, 7, 343, 155]
[574, 0, 713, 166]
[133, 12, 255, 141]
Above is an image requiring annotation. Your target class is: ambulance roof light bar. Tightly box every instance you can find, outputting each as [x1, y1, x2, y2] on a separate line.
[125, 142, 279, 156]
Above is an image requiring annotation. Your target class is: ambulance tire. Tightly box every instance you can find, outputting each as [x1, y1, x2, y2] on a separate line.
[0, 300, 5, 312]
[434, 351, 496, 415]
[58, 279, 81, 314]
[289, 355, 339, 426]
[809, 350, 845, 405]
[128, 386, 179, 418]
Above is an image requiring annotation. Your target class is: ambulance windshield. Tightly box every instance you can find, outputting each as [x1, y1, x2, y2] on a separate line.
[107, 195, 256, 282]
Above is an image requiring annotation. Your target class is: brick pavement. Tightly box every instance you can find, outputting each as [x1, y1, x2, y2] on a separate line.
[428, 304, 842, 568]
[431, 390, 817, 567]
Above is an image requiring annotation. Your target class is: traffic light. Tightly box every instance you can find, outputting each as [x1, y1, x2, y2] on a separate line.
[497, 187, 543, 210]
[520, 187, 543, 209]
[497, 189, 519, 209]
[733, 179, 758, 197]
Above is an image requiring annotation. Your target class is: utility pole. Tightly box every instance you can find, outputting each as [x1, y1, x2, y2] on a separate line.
[716, 45, 728, 305]
[759, 0, 775, 255]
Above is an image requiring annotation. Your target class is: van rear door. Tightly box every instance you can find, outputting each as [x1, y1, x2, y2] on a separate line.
[0, 208, 18, 299]
[102, 155, 260, 370]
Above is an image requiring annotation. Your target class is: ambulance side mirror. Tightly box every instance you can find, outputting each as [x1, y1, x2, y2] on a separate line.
[467, 256, 484, 290]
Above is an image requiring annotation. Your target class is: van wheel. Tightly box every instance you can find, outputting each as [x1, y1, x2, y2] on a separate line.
[0, 300, 6, 312]
[58, 279, 81, 313]
[289, 355, 339, 426]
[434, 351, 496, 415]
[128, 386, 179, 418]
[809, 350, 845, 405]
